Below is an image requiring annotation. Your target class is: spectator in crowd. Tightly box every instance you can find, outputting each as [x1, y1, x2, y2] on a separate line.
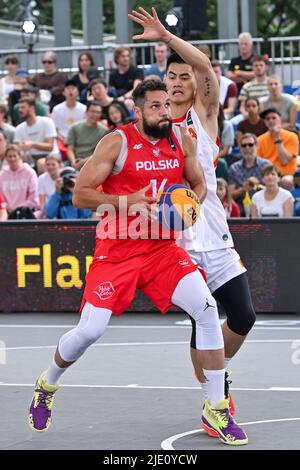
[109, 46, 144, 99]
[217, 105, 234, 163]
[196, 44, 211, 59]
[227, 32, 255, 92]
[12, 85, 48, 126]
[212, 59, 238, 119]
[107, 102, 132, 130]
[37, 154, 62, 218]
[258, 108, 299, 176]
[67, 100, 108, 170]
[8, 69, 30, 119]
[236, 97, 268, 145]
[238, 56, 269, 116]
[280, 175, 300, 216]
[145, 42, 168, 80]
[14, 97, 58, 174]
[45, 166, 92, 219]
[0, 104, 15, 143]
[30, 52, 68, 111]
[0, 144, 38, 218]
[52, 80, 86, 159]
[0, 56, 19, 105]
[250, 163, 294, 217]
[228, 133, 268, 215]
[0, 192, 7, 220]
[88, 78, 129, 123]
[0, 130, 8, 169]
[217, 178, 240, 217]
[71, 51, 95, 97]
[260, 75, 298, 130]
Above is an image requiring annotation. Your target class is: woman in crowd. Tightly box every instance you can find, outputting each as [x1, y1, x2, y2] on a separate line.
[250, 163, 294, 217]
[71, 52, 95, 99]
[0, 56, 19, 106]
[236, 97, 267, 145]
[217, 177, 240, 217]
[107, 102, 131, 130]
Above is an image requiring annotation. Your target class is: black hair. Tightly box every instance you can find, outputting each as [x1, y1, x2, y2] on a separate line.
[166, 52, 185, 71]
[86, 100, 102, 111]
[107, 102, 131, 128]
[89, 78, 108, 90]
[132, 80, 168, 108]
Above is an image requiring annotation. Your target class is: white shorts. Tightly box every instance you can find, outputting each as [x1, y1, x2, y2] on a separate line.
[188, 248, 247, 294]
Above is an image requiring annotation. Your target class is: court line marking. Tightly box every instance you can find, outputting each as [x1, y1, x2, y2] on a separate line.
[161, 417, 300, 450]
[1, 324, 300, 331]
[0, 383, 300, 392]
[0, 338, 299, 352]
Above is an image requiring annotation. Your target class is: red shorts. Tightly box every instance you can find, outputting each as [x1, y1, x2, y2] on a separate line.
[80, 238, 198, 315]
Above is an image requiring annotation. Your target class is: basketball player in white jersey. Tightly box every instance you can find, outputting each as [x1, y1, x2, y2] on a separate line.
[129, 7, 256, 436]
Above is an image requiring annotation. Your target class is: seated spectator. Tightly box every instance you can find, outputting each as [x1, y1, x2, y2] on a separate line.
[71, 51, 95, 98]
[217, 105, 234, 161]
[145, 42, 168, 81]
[107, 102, 132, 130]
[0, 130, 8, 169]
[0, 144, 38, 218]
[30, 52, 68, 111]
[217, 178, 240, 217]
[0, 55, 19, 106]
[228, 133, 268, 216]
[88, 78, 129, 123]
[109, 46, 144, 99]
[52, 80, 86, 159]
[0, 104, 15, 143]
[212, 60, 238, 119]
[8, 69, 30, 121]
[67, 101, 108, 170]
[250, 163, 294, 217]
[280, 175, 300, 216]
[14, 97, 58, 174]
[37, 154, 62, 218]
[226, 32, 255, 92]
[238, 56, 269, 116]
[12, 85, 48, 126]
[0, 192, 7, 220]
[45, 166, 92, 219]
[236, 97, 267, 145]
[260, 76, 297, 130]
[258, 108, 299, 176]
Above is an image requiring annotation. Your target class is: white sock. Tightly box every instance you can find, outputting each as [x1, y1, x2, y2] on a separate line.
[202, 368, 225, 407]
[44, 359, 68, 385]
[201, 381, 209, 401]
[224, 357, 231, 370]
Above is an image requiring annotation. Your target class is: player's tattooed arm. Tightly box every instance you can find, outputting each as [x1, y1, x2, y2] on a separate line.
[181, 128, 207, 204]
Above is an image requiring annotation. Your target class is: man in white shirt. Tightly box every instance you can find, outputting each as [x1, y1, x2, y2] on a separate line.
[14, 97, 58, 174]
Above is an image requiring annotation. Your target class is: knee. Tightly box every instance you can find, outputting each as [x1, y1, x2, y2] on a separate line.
[227, 304, 256, 336]
[77, 323, 105, 345]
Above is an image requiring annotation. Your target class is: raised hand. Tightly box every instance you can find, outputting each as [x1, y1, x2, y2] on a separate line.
[128, 6, 168, 42]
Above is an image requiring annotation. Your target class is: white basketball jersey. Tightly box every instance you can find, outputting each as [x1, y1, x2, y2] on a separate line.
[177, 106, 234, 252]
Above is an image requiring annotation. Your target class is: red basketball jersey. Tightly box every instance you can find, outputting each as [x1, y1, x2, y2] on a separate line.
[98, 122, 184, 239]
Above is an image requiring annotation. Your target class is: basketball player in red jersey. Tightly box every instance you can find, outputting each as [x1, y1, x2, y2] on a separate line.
[28, 80, 247, 446]
[129, 6, 256, 437]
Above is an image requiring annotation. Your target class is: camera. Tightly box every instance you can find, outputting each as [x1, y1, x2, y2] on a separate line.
[60, 167, 77, 192]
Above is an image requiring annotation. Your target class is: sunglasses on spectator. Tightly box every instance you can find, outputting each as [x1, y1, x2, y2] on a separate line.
[241, 143, 255, 148]
[42, 60, 55, 64]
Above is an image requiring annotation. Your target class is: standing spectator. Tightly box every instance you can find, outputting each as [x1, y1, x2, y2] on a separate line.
[14, 97, 58, 174]
[45, 167, 92, 219]
[226, 32, 255, 92]
[236, 97, 268, 145]
[107, 102, 132, 130]
[0, 144, 38, 218]
[31, 52, 68, 111]
[238, 56, 269, 116]
[37, 154, 62, 218]
[0, 56, 19, 105]
[228, 133, 268, 215]
[52, 80, 86, 159]
[145, 42, 168, 80]
[67, 101, 108, 170]
[0, 130, 8, 169]
[217, 178, 240, 217]
[258, 108, 299, 176]
[260, 75, 298, 130]
[251, 163, 294, 217]
[0, 104, 15, 143]
[71, 51, 95, 98]
[0, 192, 7, 220]
[109, 46, 144, 99]
[212, 60, 238, 119]
[12, 85, 48, 126]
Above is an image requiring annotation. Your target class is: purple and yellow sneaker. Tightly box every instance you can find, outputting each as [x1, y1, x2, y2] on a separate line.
[202, 399, 248, 446]
[28, 371, 58, 432]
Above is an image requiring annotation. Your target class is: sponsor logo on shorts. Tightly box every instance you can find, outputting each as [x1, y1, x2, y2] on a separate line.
[179, 259, 190, 267]
[93, 282, 115, 300]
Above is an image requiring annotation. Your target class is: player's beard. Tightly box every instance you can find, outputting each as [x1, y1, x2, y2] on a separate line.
[143, 117, 172, 139]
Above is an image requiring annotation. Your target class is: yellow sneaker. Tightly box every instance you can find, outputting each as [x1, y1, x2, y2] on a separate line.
[28, 371, 58, 432]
